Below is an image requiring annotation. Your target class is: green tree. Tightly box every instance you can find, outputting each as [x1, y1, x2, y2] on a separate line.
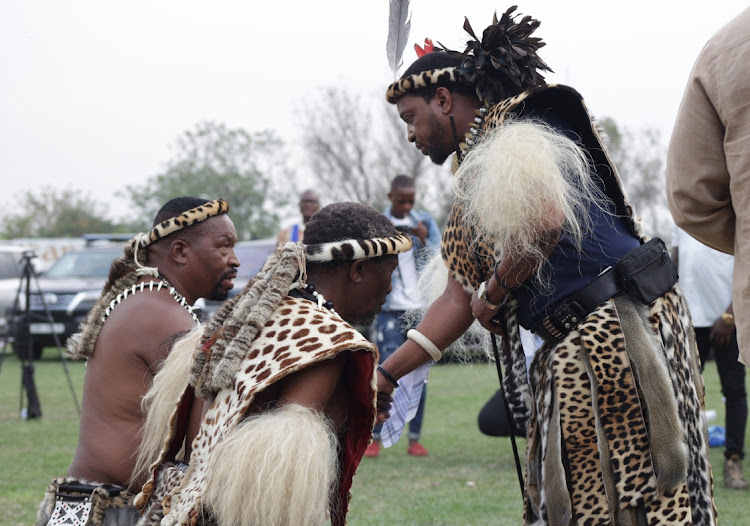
[598, 117, 671, 238]
[0, 189, 124, 239]
[122, 121, 288, 240]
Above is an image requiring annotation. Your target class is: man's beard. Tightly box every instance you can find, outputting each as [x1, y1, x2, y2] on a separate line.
[349, 311, 377, 327]
[426, 112, 452, 165]
[209, 287, 229, 301]
[209, 269, 236, 301]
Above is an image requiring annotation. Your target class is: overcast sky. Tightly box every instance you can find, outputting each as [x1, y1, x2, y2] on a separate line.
[1, 1, 747, 223]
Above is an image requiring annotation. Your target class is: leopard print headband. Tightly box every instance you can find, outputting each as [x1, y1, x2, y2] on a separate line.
[135, 199, 230, 248]
[305, 233, 413, 262]
[386, 66, 465, 103]
[129, 199, 229, 276]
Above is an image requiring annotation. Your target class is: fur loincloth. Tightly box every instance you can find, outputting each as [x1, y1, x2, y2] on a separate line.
[517, 291, 715, 525]
[135, 295, 378, 526]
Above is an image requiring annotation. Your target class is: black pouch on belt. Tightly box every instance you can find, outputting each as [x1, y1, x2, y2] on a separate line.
[616, 237, 678, 304]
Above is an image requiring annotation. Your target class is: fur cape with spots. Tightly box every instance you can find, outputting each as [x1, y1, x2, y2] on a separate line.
[136, 243, 379, 526]
[443, 85, 715, 525]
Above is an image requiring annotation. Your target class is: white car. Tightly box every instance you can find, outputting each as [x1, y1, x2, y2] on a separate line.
[0, 246, 30, 339]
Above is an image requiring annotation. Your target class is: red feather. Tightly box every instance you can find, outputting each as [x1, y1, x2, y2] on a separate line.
[414, 38, 435, 57]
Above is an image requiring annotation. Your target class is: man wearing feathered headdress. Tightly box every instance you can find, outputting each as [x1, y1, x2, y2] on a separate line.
[132, 202, 412, 526]
[379, 6, 715, 525]
[36, 197, 239, 526]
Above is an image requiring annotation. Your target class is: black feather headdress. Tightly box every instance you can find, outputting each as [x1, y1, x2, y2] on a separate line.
[459, 6, 552, 105]
[385, 5, 551, 105]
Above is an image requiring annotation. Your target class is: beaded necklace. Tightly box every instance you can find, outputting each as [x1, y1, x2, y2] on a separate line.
[101, 279, 199, 324]
[288, 282, 338, 317]
[453, 105, 488, 172]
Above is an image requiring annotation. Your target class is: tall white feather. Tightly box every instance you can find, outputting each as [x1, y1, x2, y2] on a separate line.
[386, 0, 411, 80]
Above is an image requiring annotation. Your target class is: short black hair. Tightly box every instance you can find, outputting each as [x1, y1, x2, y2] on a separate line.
[390, 174, 415, 192]
[152, 196, 225, 244]
[298, 189, 320, 202]
[401, 51, 479, 103]
[305, 202, 395, 244]
[152, 197, 213, 226]
[305, 202, 397, 272]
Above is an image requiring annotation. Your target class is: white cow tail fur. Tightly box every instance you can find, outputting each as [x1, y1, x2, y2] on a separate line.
[131, 325, 205, 487]
[454, 119, 607, 289]
[203, 404, 339, 526]
[400, 246, 490, 363]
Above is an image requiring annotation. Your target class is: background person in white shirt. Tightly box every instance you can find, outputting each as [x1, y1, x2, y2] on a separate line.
[365, 175, 441, 458]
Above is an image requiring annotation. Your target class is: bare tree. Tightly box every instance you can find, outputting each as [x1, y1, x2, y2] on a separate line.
[298, 87, 452, 218]
[598, 117, 672, 239]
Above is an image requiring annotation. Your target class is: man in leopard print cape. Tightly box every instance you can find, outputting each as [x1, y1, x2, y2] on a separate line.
[36, 197, 239, 526]
[133, 202, 412, 526]
[378, 6, 715, 526]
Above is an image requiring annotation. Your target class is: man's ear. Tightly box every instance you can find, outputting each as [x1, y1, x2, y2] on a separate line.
[349, 258, 368, 284]
[171, 239, 189, 266]
[434, 87, 453, 115]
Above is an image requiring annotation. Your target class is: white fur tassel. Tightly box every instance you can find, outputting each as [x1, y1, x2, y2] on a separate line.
[203, 404, 338, 526]
[131, 325, 204, 488]
[453, 119, 604, 285]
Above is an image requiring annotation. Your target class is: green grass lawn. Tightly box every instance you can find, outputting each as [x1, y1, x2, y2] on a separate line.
[0, 348, 748, 525]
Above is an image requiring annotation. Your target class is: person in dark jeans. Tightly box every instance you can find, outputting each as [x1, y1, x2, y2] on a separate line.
[365, 175, 441, 458]
[477, 388, 525, 438]
[694, 319, 748, 489]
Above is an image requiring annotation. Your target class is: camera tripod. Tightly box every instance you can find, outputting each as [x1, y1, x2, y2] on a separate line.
[0, 250, 81, 418]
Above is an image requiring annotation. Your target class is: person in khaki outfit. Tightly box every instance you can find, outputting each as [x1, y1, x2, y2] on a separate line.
[672, 226, 748, 489]
[666, 7, 750, 365]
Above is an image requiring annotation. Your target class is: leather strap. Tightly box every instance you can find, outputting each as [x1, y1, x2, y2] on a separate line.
[533, 267, 622, 344]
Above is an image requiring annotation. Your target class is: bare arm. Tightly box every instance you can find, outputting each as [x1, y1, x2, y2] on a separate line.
[277, 353, 347, 411]
[276, 228, 290, 244]
[184, 397, 211, 461]
[377, 273, 474, 393]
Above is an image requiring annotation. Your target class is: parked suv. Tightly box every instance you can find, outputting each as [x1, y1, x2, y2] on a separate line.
[8, 235, 130, 360]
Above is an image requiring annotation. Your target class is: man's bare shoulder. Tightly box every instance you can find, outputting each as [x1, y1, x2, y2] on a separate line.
[108, 286, 195, 324]
[95, 286, 197, 365]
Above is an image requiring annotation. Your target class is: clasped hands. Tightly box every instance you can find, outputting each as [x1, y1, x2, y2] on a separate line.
[375, 371, 395, 424]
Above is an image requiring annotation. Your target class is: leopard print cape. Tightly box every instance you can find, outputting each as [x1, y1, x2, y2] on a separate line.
[135, 295, 378, 526]
[442, 84, 715, 525]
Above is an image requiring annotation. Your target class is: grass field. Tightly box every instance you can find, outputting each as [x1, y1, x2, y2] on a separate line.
[0, 347, 748, 525]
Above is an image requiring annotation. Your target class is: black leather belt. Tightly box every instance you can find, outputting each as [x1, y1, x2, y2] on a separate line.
[533, 266, 622, 345]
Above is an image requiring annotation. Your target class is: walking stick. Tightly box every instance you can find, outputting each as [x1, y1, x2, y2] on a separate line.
[489, 332, 525, 500]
